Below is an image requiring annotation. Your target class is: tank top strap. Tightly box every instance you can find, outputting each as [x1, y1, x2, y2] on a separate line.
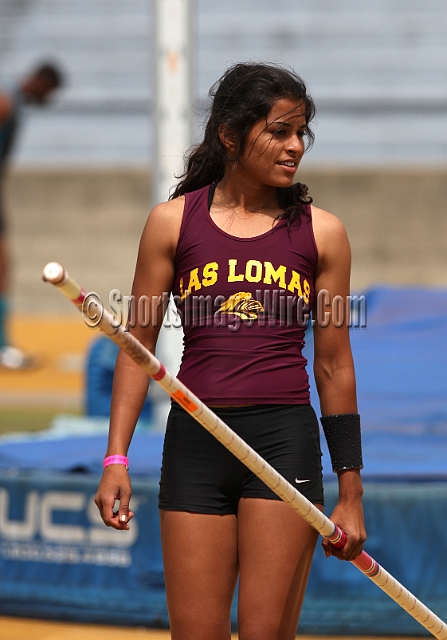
[300, 202, 318, 261]
[176, 185, 211, 264]
[180, 185, 210, 233]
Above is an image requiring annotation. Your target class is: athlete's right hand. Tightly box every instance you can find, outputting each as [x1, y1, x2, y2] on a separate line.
[94, 465, 134, 530]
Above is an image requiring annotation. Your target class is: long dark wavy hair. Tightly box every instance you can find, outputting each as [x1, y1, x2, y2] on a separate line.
[171, 62, 316, 226]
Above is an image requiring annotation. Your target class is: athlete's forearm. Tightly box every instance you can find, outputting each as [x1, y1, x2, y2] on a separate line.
[314, 359, 357, 416]
[105, 349, 150, 456]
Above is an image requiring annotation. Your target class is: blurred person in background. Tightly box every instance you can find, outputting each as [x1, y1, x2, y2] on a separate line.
[0, 61, 63, 369]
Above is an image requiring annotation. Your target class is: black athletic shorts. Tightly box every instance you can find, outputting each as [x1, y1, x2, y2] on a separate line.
[158, 403, 324, 514]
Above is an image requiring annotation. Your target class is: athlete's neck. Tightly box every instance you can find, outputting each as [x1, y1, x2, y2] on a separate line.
[215, 172, 279, 216]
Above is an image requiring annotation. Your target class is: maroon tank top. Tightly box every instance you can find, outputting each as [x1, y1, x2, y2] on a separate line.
[172, 184, 318, 405]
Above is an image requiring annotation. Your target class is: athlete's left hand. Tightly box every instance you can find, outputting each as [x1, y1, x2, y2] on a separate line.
[321, 469, 366, 561]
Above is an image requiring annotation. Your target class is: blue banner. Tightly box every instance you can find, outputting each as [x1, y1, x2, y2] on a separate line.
[0, 472, 167, 625]
[1, 471, 447, 633]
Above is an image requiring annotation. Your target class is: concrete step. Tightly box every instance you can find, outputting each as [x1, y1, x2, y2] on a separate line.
[4, 167, 447, 318]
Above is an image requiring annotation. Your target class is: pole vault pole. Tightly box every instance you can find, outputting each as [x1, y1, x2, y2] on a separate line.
[43, 262, 447, 640]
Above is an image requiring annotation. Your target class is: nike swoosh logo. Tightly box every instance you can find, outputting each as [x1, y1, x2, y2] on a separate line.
[295, 478, 310, 484]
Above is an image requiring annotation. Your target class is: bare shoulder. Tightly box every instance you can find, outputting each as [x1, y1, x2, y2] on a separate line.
[146, 196, 185, 229]
[311, 205, 347, 240]
[141, 196, 185, 257]
[310, 205, 350, 260]
[132, 196, 185, 295]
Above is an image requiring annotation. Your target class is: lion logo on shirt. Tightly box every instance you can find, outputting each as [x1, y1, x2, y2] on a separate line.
[217, 292, 264, 320]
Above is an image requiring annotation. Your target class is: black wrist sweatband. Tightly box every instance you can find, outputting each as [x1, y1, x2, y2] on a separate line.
[320, 413, 363, 473]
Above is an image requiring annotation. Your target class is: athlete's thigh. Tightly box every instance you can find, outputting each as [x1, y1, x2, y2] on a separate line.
[160, 509, 239, 640]
[237, 498, 321, 640]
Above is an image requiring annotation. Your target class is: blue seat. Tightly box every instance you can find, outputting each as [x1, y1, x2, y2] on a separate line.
[85, 336, 153, 420]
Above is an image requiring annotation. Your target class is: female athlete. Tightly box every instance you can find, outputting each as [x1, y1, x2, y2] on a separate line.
[95, 62, 366, 640]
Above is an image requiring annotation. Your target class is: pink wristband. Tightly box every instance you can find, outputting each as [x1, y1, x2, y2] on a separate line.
[103, 455, 129, 470]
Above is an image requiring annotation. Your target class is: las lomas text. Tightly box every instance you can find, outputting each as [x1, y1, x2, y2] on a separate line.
[179, 259, 311, 304]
